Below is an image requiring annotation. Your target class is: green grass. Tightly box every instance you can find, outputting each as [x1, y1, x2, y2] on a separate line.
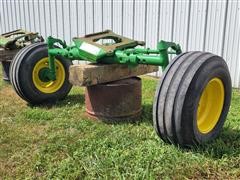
[0, 68, 240, 179]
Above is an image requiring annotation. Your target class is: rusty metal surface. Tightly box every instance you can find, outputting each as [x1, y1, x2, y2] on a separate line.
[0, 29, 44, 50]
[1, 61, 11, 81]
[0, 48, 19, 62]
[0, 29, 44, 62]
[85, 77, 142, 120]
[74, 30, 145, 54]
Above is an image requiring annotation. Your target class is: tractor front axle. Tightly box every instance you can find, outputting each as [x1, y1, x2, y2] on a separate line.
[46, 30, 182, 80]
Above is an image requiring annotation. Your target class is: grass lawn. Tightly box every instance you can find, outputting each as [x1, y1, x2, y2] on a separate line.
[0, 68, 240, 179]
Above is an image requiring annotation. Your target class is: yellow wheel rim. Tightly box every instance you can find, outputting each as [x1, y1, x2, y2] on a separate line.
[32, 57, 65, 94]
[197, 78, 225, 134]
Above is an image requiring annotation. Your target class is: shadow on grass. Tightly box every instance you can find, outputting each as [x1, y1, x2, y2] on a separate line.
[27, 94, 85, 109]
[139, 103, 153, 124]
[139, 103, 240, 160]
[137, 104, 240, 160]
[191, 127, 240, 159]
[104, 102, 240, 159]
[26, 94, 239, 159]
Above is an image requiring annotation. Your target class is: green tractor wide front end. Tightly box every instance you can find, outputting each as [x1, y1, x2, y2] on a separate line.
[46, 30, 181, 81]
[9, 30, 232, 147]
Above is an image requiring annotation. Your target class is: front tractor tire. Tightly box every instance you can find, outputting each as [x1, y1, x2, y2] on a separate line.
[10, 43, 72, 104]
[153, 51, 232, 147]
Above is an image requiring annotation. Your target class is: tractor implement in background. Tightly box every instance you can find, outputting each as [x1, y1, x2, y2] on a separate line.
[9, 30, 232, 147]
[0, 29, 44, 50]
[0, 29, 44, 81]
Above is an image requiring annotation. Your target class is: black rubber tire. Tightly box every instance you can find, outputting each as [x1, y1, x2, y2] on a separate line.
[9, 43, 72, 104]
[153, 51, 232, 147]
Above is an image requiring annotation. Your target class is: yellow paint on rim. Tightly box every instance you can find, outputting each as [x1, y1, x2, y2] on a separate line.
[197, 78, 225, 134]
[32, 57, 65, 94]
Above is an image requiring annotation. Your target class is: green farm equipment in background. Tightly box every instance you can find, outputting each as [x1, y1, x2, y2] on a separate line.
[0, 29, 44, 81]
[9, 30, 232, 147]
[0, 29, 44, 50]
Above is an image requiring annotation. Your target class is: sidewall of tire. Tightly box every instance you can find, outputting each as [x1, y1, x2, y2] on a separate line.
[188, 57, 232, 143]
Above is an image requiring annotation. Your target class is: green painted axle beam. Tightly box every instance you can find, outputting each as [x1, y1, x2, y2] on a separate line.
[46, 32, 182, 81]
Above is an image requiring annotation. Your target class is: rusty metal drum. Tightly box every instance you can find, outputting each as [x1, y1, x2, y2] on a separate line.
[85, 77, 142, 120]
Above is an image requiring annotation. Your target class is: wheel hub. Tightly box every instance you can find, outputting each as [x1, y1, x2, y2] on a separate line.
[197, 78, 225, 134]
[32, 57, 65, 94]
[38, 67, 51, 82]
